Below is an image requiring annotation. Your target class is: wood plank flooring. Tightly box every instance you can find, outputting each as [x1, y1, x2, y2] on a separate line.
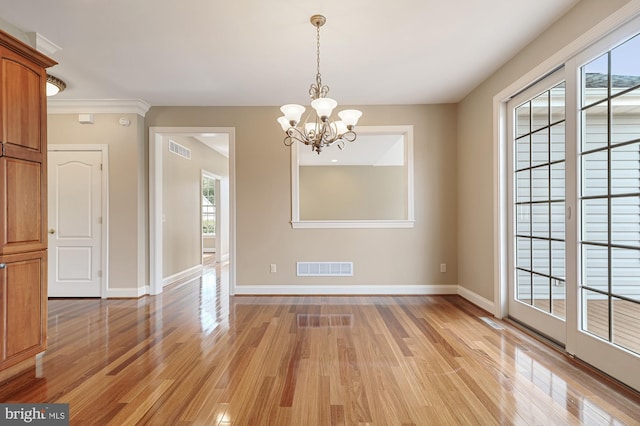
[0, 265, 639, 425]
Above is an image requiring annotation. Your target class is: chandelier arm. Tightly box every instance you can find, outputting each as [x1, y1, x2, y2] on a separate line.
[340, 131, 357, 143]
[284, 127, 312, 146]
[319, 120, 339, 146]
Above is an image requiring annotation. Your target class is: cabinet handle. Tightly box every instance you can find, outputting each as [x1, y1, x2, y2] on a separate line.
[49, 229, 56, 234]
[0, 264, 6, 269]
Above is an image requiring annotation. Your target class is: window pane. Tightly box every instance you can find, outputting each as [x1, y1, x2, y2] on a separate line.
[611, 33, 640, 93]
[516, 135, 530, 170]
[612, 297, 640, 355]
[531, 91, 549, 132]
[532, 238, 550, 275]
[611, 247, 640, 302]
[531, 128, 549, 166]
[551, 202, 565, 240]
[531, 203, 549, 237]
[516, 170, 530, 203]
[516, 102, 530, 138]
[550, 122, 565, 162]
[582, 53, 609, 107]
[582, 102, 609, 152]
[531, 166, 549, 201]
[581, 150, 608, 197]
[516, 237, 531, 269]
[516, 204, 531, 235]
[517, 269, 532, 303]
[582, 244, 608, 291]
[582, 198, 608, 244]
[202, 176, 216, 234]
[582, 289, 609, 340]
[611, 142, 640, 195]
[551, 240, 565, 279]
[611, 196, 640, 248]
[550, 162, 565, 200]
[611, 87, 640, 145]
[550, 82, 566, 123]
[533, 273, 551, 313]
[552, 278, 566, 320]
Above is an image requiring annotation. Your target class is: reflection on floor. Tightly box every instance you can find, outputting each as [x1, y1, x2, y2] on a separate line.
[519, 297, 640, 355]
[0, 264, 637, 424]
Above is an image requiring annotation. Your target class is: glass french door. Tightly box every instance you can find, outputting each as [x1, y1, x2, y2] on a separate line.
[572, 29, 640, 390]
[508, 20, 640, 391]
[508, 72, 567, 345]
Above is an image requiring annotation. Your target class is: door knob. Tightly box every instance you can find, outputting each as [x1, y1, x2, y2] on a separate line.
[49, 229, 55, 234]
[0, 263, 6, 269]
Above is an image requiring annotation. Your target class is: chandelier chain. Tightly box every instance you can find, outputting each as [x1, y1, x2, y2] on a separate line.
[316, 24, 321, 88]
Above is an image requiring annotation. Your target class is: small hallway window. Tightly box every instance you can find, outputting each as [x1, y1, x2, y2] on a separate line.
[202, 175, 216, 235]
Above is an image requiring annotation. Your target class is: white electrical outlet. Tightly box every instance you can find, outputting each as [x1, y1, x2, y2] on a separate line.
[270, 263, 277, 273]
[440, 263, 447, 273]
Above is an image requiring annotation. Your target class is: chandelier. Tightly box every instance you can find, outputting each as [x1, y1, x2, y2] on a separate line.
[278, 15, 362, 154]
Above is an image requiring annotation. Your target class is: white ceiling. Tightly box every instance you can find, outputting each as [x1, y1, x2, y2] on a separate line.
[0, 0, 579, 107]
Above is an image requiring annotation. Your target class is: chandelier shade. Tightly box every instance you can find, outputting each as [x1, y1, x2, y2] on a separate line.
[278, 15, 362, 154]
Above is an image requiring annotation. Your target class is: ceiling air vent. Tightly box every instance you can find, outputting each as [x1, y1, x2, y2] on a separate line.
[168, 139, 191, 160]
[297, 262, 353, 277]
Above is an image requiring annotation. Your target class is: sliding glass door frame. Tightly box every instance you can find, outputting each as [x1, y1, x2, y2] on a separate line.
[507, 70, 570, 346]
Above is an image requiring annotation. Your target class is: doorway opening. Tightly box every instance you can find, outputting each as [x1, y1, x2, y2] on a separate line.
[149, 127, 235, 296]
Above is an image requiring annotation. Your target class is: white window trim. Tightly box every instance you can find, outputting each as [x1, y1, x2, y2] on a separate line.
[290, 125, 415, 229]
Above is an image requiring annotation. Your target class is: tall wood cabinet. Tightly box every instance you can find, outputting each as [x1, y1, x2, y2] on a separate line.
[0, 30, 55, 371]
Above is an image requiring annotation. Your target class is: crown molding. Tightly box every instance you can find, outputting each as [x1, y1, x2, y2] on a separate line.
[47, 99, 151, 116]
[26, 32, 62, 57]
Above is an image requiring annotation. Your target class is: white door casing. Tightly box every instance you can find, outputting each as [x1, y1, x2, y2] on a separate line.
[149, 127, 236, 296]
[48, 147, 107, 297]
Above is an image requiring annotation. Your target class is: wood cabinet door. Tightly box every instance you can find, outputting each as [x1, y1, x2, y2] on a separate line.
[0, 46, 47, 162]
[0, 250, 47, 369]
[0, 157, 46, 254]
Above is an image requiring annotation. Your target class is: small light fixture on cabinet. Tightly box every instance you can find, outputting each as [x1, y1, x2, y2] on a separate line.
[278, 15, 362, 155]
[46, 74, 66, 96]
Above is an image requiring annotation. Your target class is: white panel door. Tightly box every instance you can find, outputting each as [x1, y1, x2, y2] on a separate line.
[48, 151, 102, 297]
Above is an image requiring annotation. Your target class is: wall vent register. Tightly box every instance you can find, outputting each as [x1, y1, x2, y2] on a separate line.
[297, 262, 353, 276]
[168, 139, 191, 160]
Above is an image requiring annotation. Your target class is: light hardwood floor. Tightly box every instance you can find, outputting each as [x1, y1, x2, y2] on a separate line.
[0, 264, 638, 425]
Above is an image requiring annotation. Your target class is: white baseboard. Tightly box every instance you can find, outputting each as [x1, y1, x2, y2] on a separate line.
[233, 284, 459, 296]
[457, 286, 495, 313]
[105, 286, 149, 298]
[162, 264, 203, 287]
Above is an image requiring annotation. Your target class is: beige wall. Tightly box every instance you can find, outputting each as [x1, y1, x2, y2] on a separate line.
[300, 165, 406, 220]
[146, 104, 458, 287]
[456, 0, 633, 301]
[47, 113, 147, 291]
[162, 135, 228, 277]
